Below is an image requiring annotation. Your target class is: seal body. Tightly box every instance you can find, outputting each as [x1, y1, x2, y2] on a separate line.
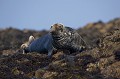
[21, 23, 86, 57]
[50, 23, 86, 53]
[24, 34, 54, 57]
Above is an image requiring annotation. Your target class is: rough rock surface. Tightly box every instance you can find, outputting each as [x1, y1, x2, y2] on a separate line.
[0, 18, 120, 79]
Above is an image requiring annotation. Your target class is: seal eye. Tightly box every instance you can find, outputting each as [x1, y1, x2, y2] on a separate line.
[60, 24, 63, 28]
[51, 26, 53, 28]
[60, 28, 63, 32]
[58, 25, 63, 32]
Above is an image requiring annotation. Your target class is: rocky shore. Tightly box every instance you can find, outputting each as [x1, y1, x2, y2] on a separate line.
[0, 18, 120, 79]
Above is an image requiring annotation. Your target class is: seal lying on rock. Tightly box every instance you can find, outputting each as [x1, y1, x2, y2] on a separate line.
[50, 23, 86, 53]
[21, 23, 86, 57]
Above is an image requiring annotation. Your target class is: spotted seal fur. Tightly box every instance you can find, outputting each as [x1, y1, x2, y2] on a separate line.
[50, 23, 86, 53]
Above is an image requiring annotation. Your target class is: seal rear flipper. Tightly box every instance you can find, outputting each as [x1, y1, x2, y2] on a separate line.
[28, 35, 35, 44]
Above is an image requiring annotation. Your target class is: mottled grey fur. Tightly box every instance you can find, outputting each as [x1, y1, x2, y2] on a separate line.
[50, 23, 86, 53]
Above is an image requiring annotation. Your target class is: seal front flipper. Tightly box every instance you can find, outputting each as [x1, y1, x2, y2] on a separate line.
[47, 49, 53, 58]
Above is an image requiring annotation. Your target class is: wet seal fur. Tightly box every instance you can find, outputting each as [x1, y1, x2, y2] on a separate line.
[21, 34, 55, 57]
[21, 23, 86, 57]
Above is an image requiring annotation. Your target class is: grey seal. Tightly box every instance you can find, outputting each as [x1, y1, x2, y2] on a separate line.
[21, 23, 86, 57]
